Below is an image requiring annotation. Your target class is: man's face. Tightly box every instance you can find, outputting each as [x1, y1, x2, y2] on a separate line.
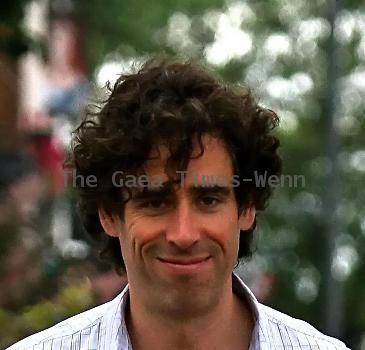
[101, 135, 255, 316]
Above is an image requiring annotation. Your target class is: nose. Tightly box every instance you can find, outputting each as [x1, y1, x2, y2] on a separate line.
[165, 197, 200, 250]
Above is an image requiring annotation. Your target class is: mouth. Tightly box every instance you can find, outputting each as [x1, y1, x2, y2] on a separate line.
[157, 256, 212, 273]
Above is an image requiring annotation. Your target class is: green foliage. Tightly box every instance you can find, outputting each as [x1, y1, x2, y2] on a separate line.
[0, 281, 95, 348]
[0, 0, 32, 57]
[76, 0, 225, 71]
[0, 215, 20, 268]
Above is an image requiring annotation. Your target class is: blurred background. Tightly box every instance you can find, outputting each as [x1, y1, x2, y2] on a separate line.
[0, 0, 364, 348]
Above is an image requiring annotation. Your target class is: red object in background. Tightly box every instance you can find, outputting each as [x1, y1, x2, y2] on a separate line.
[31, 134, 65, 194]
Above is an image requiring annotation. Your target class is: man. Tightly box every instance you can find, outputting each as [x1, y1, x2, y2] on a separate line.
[8, 58, 350, 349]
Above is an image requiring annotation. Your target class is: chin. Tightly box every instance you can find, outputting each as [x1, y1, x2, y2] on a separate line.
[161, 289, 218, 319]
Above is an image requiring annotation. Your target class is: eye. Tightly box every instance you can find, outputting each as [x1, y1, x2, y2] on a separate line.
[199, 196, 220, 207]
[141, 199, 168, 210]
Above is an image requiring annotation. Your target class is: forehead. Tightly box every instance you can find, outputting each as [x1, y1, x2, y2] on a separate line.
[143, 135, 234, 180]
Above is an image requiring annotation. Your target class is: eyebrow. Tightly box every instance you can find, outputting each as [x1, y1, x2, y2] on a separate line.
[131, 181, 175, 201]
[188, 185, 232, 197]
[131, 181, 232, 201]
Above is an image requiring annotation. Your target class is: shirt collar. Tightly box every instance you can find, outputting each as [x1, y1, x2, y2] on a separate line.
[102, 272, 269, 349]
[99, 284, 131, 350]
[232, 272, 272, 347]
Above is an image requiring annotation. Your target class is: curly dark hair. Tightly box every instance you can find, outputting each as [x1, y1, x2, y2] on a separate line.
[68, 57, 282, 274]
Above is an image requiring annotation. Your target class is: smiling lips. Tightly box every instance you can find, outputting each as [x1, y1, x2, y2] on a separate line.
[158, 256, 210, 265]
[157, 256, 211, 273]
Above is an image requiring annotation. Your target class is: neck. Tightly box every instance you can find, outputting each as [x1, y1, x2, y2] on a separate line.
[125, 277, 254, 350]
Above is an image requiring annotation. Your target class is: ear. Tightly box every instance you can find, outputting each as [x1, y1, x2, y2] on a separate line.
[98, 207, 121, 238]
[238, 206, 256, 231]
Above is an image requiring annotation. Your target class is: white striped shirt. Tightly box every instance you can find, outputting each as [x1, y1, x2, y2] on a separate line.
[7, 273, 350, 349]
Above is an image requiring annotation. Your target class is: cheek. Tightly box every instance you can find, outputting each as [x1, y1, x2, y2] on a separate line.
[204, 211, 240, 246]
[121, 216, 164, 257]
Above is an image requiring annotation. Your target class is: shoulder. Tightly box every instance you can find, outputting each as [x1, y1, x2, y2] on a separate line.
[257, 303, 350, 349]
[6, 302, 109, 350]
